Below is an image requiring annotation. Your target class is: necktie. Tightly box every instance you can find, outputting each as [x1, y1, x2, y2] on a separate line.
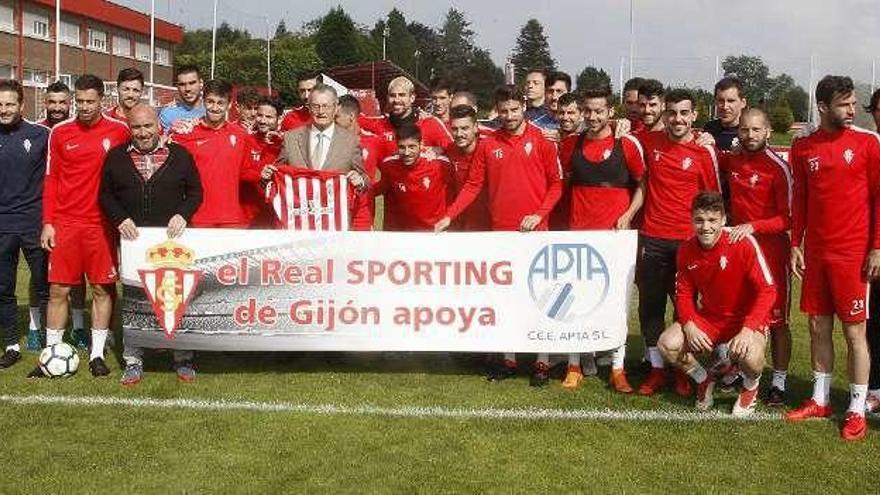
[312, 132, 325, 169]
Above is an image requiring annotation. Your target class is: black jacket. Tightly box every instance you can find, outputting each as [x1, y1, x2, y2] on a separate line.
[99, 142, 203, 227]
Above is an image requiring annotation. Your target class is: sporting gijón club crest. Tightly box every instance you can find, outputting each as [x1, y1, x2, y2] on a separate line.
[137, 239, 201, 339]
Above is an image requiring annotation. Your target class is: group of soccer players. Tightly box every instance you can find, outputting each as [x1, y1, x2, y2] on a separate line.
[1, 61, 879, 441]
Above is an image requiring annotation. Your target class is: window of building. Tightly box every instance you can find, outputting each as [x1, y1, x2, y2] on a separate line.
[22, 68, 50, 87]
[135, 41, 150, 61]
[0, 65, 14, 80]
[154, 46, 170, 66]
[24, 9, 50, 39]
[60, 20, 80, 46]
[88, 29, 107, 52]
[113, 35, 131, 56]
[0, 2, 14, 32]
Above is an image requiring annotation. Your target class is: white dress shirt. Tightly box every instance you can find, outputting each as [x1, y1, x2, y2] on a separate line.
[308, 123, 335, 170]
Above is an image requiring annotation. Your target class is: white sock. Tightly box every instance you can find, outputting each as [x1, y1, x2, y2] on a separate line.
[567, 353, 580, 367]
[71, 309, 85, 331]
[849, 384, 868, 415]
[687, 364, 707, 384]
[6, 344, 20, 353]
[536, 353, 549, 366]
[503, 352, 516, 364]
[742, 374, 761, 391]
[90, 328, 108, 360]
[771, 369, 787, 391]
[811, 371, 833, 406]
[28, 307, 41, 331]
[46, 328, 64, 346]
[648, 346, 664, 368]
[612, 345, 626, 370]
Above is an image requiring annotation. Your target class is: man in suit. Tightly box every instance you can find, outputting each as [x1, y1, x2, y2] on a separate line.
[267, 84, 367, 188]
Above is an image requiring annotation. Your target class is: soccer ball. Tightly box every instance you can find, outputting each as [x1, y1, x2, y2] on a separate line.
[38, 343, 80, 378]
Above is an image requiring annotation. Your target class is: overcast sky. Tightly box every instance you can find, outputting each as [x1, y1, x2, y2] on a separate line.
[119, 0, 880, 91]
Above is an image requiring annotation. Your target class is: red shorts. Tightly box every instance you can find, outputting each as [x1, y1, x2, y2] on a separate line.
[48, 223, 118, 285]
[691, 313, 743, 345]
[801, 254, 869, 323]
[756, 235, 791, 327]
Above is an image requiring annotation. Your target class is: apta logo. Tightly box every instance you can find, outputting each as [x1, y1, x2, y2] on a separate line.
[528, 243, 610, 322]
[138, 239, 201, 339]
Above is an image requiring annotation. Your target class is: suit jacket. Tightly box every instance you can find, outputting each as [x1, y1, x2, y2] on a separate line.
[281, 124, 364, 174]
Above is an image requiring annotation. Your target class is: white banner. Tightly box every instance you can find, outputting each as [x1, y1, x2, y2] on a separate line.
[120, 229, 637, 353]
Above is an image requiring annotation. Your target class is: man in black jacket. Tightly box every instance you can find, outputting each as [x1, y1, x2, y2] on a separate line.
[99, 103, 202, 385]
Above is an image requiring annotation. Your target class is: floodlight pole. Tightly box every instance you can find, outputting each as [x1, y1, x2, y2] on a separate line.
[266, 18, 272, 92]
[210, 0, 218, 79]
[54, 0, 60, 80]
[149, 0, 155, 105]
[628, 0, 634, 79]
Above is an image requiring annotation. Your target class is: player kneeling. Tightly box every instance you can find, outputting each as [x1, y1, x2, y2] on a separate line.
[657, 192, 775, 416]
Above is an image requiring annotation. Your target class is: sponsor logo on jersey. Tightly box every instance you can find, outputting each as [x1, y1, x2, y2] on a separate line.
[65, 143, 79, 151]
[528, 243, 611, 322]
[138, 239, 202, 340]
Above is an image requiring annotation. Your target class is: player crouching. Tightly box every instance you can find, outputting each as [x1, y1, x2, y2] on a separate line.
[658, 192, 775, 417]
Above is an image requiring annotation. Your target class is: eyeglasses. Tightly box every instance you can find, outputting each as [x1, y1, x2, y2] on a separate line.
[309, 103, 336, 112]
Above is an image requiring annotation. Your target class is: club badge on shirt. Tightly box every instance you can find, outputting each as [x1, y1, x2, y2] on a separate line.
[230, 135, 237, 147]
[719, 255, 728, 270]
[102, 138, 111, 152]
[844, 148, 854, 165]
[23, 139, 31, 153]
[524, 142, 533, 156]
[682, 157, 693, 170]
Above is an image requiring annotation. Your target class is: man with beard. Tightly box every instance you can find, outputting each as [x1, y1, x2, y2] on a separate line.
[623, 77, 646, 135]
[245, 96, 284, 227]
[438, 85, 562, 386]
[635, 88, 721, 397]
[557, 93, 585, 139]
[436, 105, 492, 231]
[636, 79, 666, 137]
[234, 87, 261, 133]
[785, 76, 880, 441]
[108, 67, 144, 122]
[159, 64, 206, 133]
[558, 85, 646, 392]
[358, 76, 452, 160]
[430, 77, 453, 126]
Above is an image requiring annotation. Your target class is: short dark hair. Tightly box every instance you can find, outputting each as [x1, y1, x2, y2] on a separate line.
[429, 77, 452, 94]
[865, 88, 880, 113]
[74, 74, 105, 96]
[623, 77, 645, 93]
[692, 192, 725, 215]
[449, 104, 477, 122]
[525, 68, 547, 81]
[580, 85, 613, 106]
[395, 123, 422, 143]
[664, 88, 695, 107]
[557, 92, 580, 109]
[337, 94, 361, 115]
[297, 70, 322, 84]
[714, 76, 744, 99]
[203, 79, 232, 100]
[116, 67, 144, 86]
[0, 79, 24, 103]
[452, 90, 477, 107]
[174, 64, 201, 81]
[256, 95, 283, 116]
[638, 78, 664, 100]
[815, 75, 854, 106]
[236, 87, 260, 106]
[494, 85, 524, 106]
[46, 80, 70, 94]
[547, 71, 572, 92]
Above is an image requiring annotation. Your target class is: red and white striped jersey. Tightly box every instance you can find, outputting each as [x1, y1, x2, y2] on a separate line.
[266, 166, 372, 231]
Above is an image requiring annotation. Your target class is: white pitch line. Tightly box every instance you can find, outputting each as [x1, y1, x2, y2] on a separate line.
[0, 394, 782, 422]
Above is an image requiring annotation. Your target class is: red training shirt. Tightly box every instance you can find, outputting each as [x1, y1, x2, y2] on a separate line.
[638, 130, 721, 240]
[719, 148, 792, 236]
[374, 153, 452, 232]
[446, 122, 563, 231]
[279, 106, 311, 132]
[44, 115, 130, 225]
[790, 126, 880, 256]
[172, 120, 261, 227]
[446, 140, 492, 231]
[559, 133, 646, 230]
[358, 112, 453, 160]
[676, 230, 776, 330]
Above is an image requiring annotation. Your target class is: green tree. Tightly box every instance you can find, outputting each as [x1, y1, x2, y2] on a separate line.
[274, 20, 288, 39]
[408, 22, 440, 83]
[510, 19, 556, 82]
[575, 66, 611, 93]
[784, 86, 809, 121]
[433, 8, 503, 109]
[769, 102, 795, 133]
[315, 7, 371, 67]
[721, 55, 772, 106]
[385, 9, 418, 74]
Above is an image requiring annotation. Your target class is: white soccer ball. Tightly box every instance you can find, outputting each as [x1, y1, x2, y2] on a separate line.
[38, 343, 80, 378]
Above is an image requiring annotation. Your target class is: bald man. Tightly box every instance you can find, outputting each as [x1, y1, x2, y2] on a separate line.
[99, 103, 203, 385]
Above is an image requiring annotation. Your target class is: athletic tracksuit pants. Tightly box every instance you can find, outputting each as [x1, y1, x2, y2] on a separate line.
[0, 231, 48, 347]
[636, 234, 680, 348]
